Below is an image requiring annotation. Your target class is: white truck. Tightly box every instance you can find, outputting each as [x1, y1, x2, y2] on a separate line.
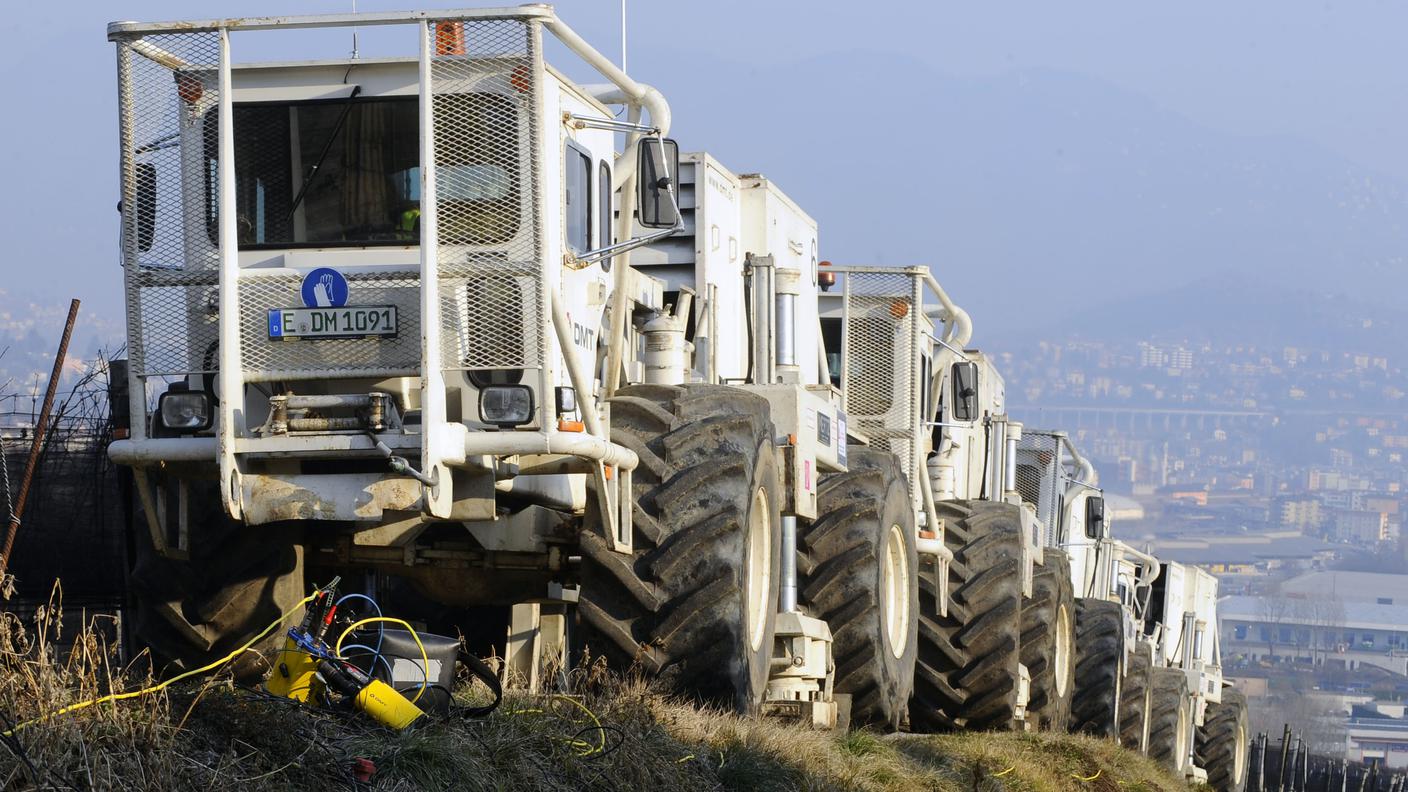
[105, 5, 1059, 733]
[1015, 430, 1248, 790]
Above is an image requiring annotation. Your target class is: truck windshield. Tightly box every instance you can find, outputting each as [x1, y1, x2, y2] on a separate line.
[206, 93, 518, 248]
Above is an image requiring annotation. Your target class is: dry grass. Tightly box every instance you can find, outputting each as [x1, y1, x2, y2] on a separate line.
[0, 597, 1197, 791]
[894, 731, 1194, 792]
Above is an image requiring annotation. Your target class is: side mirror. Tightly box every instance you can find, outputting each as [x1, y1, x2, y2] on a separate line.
[135, 163, 157, 253]
[951, 360, 979, 422]
[1085, 496, 1107, 539]
[637, 137, 679, 229]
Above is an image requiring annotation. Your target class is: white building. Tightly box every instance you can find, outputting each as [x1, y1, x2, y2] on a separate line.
[1220, 572, 1408, 675]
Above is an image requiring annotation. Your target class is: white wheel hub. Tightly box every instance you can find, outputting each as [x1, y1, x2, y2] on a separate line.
[1174, 695, 1191, 771]
[744, 486, 772, 653]
[1234, 715, 1248, 783]
[1141, 676, 1154, 752]
[1053, 602, 1072, 697]
[882, 523, 910, 659]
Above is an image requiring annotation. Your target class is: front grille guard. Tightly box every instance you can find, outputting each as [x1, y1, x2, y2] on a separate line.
[109, 9, 646, 545]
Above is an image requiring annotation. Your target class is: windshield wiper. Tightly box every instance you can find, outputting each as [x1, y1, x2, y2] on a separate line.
[286, 84, 362, 221]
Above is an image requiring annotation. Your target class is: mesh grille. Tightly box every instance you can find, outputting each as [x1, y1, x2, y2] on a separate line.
[843, 271, 921, 483]
[1016, 431, 1064, 545]
[238, 271, 422, 380]
[225, 35, 422, 379]
[429, 20, 544, 371]
[118, 33, 222, 376]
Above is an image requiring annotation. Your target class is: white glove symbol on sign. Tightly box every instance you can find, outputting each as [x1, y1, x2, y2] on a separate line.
[313, 273, 335, 307]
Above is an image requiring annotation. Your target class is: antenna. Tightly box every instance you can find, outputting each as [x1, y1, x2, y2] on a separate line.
[351, 0, 359, 59]
[620, 0, 627, 72]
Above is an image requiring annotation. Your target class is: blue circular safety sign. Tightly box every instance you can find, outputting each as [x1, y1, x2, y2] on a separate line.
[301, 267, 349, 308]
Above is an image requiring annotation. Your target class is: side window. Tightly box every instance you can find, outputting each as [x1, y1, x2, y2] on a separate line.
[598, 160, 612, 251]
[565, 141, 591, 253]
[820, 317, 842, 387]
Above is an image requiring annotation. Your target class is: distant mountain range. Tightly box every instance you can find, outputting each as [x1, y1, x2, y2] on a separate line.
[8, 47, 1408, 382]
[643, 48, 1408, 343]
[989, 277, 1408, 357]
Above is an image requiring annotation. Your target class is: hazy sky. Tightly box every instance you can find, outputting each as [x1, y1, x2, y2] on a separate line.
[2, 1, 1406, 346]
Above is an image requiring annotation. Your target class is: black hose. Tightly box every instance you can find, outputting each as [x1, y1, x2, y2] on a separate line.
[456, 648, 502, 718]
[978, 416, 991, 500]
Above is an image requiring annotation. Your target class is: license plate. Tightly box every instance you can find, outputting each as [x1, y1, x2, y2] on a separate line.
[267, 306, 398, 340]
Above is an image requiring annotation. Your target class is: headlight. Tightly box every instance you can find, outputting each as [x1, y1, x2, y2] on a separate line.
[479, 385, 533, 426]
[158, 389, 211, 432]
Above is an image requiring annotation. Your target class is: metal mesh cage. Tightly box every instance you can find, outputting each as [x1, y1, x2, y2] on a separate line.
[429, 19, 545, 372]
[118, 32, 222, 378]
[1015, 430, 1064, 546]
[842, 270, 922, 485]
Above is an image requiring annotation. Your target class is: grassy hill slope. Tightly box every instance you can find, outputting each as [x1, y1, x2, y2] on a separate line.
[0, 604, 1191, 791]
[0, 668, 1191, 790]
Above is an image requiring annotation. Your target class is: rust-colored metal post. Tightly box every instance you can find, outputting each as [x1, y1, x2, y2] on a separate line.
[0, 299, 80, 581]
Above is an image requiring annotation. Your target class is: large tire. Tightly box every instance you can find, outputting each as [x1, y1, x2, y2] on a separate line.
[129, 478, 305, 677]
[1120, 644, 1155, 753]
[1070, 598, 1123, 737]
[798, 447, 918, 730]
[577, 384, 782, 714]
[1147, 667, 1193, 773]
[1198, 688, 1250, 792]
[1021, 548, 1075, 731]
[911, 500, 1026, 732]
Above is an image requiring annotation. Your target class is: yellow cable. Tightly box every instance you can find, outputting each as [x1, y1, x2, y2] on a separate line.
[1073, 769, 1102, 782]
[554, 694, 605, 756]
[991, 766, 1016, 777]
[3, 592, 317, 737]
[333, 616, 429, 704]
[505, 695, 606, 756]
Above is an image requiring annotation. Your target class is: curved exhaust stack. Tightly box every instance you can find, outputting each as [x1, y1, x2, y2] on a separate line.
[545, 14, 672, 181]
[1059, 434, 1097, 489]
[543, 12, 676, 398]
[580, 83, 671, 188]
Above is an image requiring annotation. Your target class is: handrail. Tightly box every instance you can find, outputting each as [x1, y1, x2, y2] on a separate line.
[111, 432, 640, 472]
[818, 265, 972, 347]
[108, 6, 552, 38]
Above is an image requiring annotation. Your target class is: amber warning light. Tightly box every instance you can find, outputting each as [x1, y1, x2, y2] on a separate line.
[436, 21, 465, 55]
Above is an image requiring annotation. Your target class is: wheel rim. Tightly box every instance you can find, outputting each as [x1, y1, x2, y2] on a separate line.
[1112, 663, 1122, 733]
[1141, 677, 1154, 752]
[1234, 715, 1248, 783]
[882, 523, 910, 658]
[1175, 696, 1190, 771]
[1053, 602, 1072, 697]
[745, 486, 772, 653]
